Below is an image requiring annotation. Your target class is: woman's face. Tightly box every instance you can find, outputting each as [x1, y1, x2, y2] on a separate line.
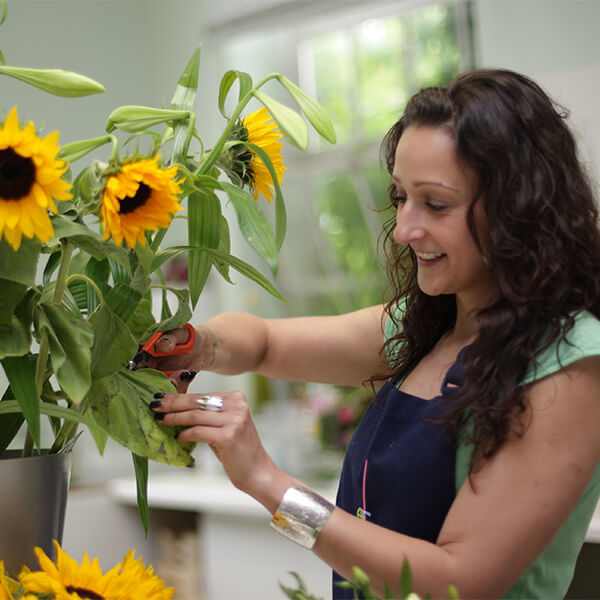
[392, 124, 498, 311]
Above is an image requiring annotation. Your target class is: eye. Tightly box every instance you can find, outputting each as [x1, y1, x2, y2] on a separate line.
[426, 200, 447, 212]
[389, 189, 406, 208]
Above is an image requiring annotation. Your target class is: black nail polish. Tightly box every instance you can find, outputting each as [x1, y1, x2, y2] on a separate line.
[149, 400, 162, 409]
[153, 392, 165, 399]
[154, 412, 166, 421]
[180, 370, 197, 381]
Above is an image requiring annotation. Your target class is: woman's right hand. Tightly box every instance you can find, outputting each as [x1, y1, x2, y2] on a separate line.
[136, 325, 219, 391]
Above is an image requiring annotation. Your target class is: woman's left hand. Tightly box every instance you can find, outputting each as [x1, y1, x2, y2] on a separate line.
[149, 390, 289, 506]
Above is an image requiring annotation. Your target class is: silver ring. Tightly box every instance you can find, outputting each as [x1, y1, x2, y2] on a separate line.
[196, 395, 224, 412]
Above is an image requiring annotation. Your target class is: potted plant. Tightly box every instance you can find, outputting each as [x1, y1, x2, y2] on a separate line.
[0, 0, 335, 573]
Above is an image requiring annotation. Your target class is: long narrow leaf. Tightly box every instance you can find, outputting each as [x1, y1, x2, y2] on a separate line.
[218, 70, 253, 118]
[132, 453, 150, 537]
[244, 141, 287, 250]
[253, 89, 308, 149]
[170, 46, 201, 164]
[220, 181, 278, 274]
[1, 356, 40, 449]
[153, 246, 285, 302]
[187, 190, 221, 307]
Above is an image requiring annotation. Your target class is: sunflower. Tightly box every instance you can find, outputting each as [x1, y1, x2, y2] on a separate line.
[0, 106, 72, 251]
[240, 107, 286, 203]
[0, 561, 17, 600]
[19, 541, 174, 600]
[100, 155, 182, 249]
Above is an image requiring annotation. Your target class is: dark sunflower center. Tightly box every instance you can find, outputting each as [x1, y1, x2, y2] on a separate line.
[0, 148, 36, 200]
[119, 182, 151, 214]
[65, 586, 104, 599]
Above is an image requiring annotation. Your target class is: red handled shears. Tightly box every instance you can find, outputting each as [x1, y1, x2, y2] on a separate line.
[128, 323, 195, 376]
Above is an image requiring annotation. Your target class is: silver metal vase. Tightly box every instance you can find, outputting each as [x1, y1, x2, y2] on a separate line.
[0, 450, 71, 575]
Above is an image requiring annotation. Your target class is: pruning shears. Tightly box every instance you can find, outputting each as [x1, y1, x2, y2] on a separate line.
[128, 323, 195, 376]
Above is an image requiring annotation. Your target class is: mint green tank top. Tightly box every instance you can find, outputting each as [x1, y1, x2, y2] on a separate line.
[385, 309, 600, 598]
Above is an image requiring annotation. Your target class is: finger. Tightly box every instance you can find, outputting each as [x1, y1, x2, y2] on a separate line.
[156, 326, 193, 353]
[168, 369, 197, 392]
[150, 392, 226, 414]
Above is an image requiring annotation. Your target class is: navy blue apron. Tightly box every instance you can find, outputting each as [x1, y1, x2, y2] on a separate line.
[333, 357, 464, 598]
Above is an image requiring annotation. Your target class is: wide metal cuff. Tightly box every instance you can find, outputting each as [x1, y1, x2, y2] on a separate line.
[270, 485, 334, 549]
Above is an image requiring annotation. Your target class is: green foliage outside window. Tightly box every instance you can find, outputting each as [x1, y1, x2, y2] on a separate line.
[297, 2, 469, 316]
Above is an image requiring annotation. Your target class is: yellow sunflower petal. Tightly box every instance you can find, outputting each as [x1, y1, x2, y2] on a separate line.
[241, 107, 286, 203]
[100, 155, 183, 249]
[0, 107, 71, 250]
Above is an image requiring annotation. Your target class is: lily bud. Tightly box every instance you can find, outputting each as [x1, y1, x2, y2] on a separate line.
[0, 65, 104, 97]
[58, 136, 114, 163]
[106, 106, 189, 133]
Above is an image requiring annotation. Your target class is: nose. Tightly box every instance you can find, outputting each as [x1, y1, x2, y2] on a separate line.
[393, 199, 426, 244]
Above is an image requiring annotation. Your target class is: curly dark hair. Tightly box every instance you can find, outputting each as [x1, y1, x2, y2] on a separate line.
[378, 68, 600, 469]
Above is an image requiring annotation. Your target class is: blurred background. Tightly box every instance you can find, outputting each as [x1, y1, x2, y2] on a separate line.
[2, 0, 600, 598]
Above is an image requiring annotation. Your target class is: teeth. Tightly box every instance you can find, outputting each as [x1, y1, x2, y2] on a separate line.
[416, 251, 444, 260]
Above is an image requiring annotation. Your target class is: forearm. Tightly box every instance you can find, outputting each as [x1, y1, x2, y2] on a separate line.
[313, 510, 462, 599]
[193, 312, 270, 375]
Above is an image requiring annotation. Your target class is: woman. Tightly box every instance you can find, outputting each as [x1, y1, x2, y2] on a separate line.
[145, 69, 600, 598]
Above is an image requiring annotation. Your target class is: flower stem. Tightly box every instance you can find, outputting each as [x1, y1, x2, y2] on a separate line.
[196, 73, 279, 176]
[29, 240, 75, 457]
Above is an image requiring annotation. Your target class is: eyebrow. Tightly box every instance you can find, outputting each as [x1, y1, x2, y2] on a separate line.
[391, 175, 459, 193]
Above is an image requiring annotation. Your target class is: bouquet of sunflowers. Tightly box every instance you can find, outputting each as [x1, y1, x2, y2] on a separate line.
[0, 0, 335, 527]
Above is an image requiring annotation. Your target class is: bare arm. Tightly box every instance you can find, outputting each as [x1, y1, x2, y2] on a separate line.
[153, 355, 600, 598]
[150, 305, 389, 387]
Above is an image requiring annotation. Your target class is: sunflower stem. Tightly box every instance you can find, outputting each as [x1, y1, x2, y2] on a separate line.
[196, 95, 253, 176]
[197, 73, 280, 177]
[52, 240, 74, 303]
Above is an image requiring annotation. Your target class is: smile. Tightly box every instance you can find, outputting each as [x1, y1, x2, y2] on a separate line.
[415, 251, 445, 261]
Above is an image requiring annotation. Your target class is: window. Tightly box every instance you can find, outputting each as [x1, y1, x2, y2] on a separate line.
[276, 1, 473, 316]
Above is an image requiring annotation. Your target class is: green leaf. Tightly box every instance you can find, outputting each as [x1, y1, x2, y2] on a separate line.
[244, 141, 287, 250]
[88, 304, 138, 379]
[253, 89, 308, 149]
[132, 453, 150, 536]
[0, 65, 104, 97]
[86, 368, 195, 467]
[142, 287, 192, 340]
[220, 181, 278, 274]
[214, 216, 232, 283]
[36, 304, 93, 404]
[0, 288, 36, 359]
[218, 70, 253, 118]
[447, 584, 460, 599]
[0, 377, 24, 453]
[126, 296, 156, 342]
[0, 1, 7, 26]
[0, 278, 27, 326]
[51, 214, 131, 271]
[170, 45, 201, 110]
[276, 75, 336, 143]
[160, 246, 285, 303]
[187, 190, 222, 307]
[1, 356, 40, 449]
[0, 237, 40, 286]
[104, 282, 142, 323]
[400, 558, 413, 599]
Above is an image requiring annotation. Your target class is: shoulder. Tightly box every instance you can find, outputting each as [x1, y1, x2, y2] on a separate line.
[522, 310, 600, 385]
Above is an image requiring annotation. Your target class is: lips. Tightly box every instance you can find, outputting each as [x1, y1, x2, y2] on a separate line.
[414, 251, 445, 262]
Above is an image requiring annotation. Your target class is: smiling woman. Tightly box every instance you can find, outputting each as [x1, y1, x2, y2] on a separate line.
[147, 68, 600, 600]
[390, 125, 495, 308]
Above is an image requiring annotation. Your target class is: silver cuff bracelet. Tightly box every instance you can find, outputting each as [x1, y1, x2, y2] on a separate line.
[270, 485, 334, 549]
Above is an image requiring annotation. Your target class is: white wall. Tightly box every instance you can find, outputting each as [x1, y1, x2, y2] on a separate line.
[473, 0, 600, 181]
